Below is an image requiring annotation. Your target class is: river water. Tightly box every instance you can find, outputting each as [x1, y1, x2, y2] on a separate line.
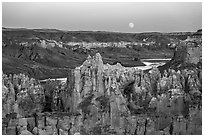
[135, 58, 171, 70]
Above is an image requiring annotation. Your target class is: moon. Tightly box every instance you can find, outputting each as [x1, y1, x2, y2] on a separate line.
[129, 22, 134, 28]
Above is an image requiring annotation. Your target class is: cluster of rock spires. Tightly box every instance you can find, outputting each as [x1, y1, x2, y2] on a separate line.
[2, 38, 202, 135]
[67, 52, 201, 134]
[2, 74, 45, 117]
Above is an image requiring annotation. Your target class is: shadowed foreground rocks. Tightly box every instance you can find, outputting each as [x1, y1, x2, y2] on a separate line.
[2, 39, 202, 135]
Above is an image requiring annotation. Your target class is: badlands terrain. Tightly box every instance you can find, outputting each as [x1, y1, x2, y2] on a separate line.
[2, 27, 192, 79]
[2, 28, 202, 135]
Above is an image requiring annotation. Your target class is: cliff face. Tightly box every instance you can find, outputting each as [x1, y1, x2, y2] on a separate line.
[174, 41, 201, 64]
[67, 51, 202, 134]
[163, 37, 202, 71]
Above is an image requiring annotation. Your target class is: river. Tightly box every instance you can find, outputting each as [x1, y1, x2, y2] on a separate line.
[39, 58, 171, 83]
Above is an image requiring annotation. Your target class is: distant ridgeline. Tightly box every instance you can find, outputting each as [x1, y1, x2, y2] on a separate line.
[2, 27, 200, 42]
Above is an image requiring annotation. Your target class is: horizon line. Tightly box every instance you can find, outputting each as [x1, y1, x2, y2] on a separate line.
[2, 26, 200, 34]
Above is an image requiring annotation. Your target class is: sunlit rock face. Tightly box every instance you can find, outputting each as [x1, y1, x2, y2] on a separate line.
[68, 52, 201, 134]
[70, 53, 145, 129]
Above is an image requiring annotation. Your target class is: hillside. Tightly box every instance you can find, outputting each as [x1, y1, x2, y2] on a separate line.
[2, 27, 196, 79]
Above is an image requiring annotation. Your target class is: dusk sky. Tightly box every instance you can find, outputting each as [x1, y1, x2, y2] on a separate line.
[2, 2, 202, 33]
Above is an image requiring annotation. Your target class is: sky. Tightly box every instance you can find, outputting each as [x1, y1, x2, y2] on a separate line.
[2, 2, 202, 33]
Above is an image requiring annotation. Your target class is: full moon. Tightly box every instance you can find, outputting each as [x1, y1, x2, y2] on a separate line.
[129, 22, 134, 28]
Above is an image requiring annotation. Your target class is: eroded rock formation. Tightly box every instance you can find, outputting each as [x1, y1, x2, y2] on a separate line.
[164, 37, 202, 70]
[2, 74, 45, 118]
[67, 50, 202, 134]
[2, 38, 202, 135]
